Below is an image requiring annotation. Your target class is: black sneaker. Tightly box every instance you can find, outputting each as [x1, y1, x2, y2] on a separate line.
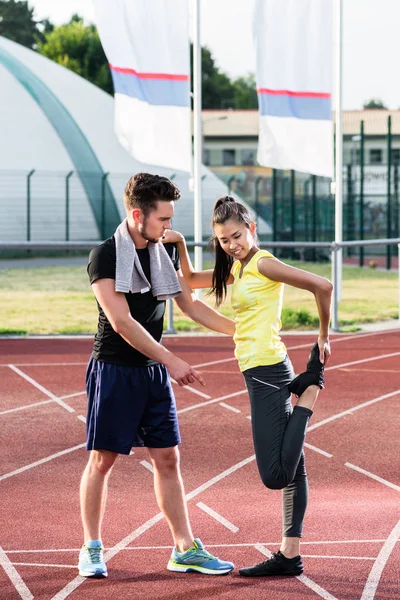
[239, 551, 303, 577]
[288, 341, 325, 397]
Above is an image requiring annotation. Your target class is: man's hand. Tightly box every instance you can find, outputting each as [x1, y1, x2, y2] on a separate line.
[166, 356, 205, 387]
[161, 230, 184, 244]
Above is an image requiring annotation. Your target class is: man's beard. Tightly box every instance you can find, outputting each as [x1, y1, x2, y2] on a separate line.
[139, 218, 160, 244]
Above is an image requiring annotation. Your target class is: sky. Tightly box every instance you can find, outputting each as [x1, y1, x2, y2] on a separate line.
[29, 0, 400, 111]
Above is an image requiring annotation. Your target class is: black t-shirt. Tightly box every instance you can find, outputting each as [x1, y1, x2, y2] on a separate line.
[87, 236, 180, 366]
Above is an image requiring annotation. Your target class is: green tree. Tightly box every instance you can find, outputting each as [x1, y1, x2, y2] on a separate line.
[0, 0, 40, 48]
[363, 98, 387, 110]
[232, 73, 258, 109]
[37, 14, 112, 95]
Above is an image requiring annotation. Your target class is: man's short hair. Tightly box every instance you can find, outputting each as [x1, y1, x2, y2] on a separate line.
[124, 173, 181, 216]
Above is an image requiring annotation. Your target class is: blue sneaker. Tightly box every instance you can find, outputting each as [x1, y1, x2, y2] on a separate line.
[78, 540, 107, 578]
[167, 538, 234, 575]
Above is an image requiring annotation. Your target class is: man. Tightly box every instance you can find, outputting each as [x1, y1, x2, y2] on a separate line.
[78, 173, 235, 578]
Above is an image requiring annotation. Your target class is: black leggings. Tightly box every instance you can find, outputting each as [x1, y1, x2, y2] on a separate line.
[243, 356, 313, 538]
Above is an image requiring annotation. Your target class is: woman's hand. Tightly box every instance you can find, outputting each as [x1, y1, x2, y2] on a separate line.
[161, 230, 184, 244]
[318, 337, 331, 364]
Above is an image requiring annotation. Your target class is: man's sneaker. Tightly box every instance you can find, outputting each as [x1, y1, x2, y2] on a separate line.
[78, 540, 107, 578]
[289, 341, 325, 397]
[239, 551, 303, 577]
[167, 538, 234, 575]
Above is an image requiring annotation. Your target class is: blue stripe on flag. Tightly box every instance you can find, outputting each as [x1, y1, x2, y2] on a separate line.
[111, 71, 190, 107]
[258, 93, 331, 120]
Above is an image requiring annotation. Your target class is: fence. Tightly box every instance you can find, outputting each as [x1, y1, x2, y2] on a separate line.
[1, 238, 399, 332]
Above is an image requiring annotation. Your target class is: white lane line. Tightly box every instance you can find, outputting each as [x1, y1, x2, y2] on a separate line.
[12, 562, 76, 569]
[0, 545, 33, 600]
[308, 389, 400, 432]
[52, 453, 257, 599]
[254, 544, 338, 600]
[361, 519, 400, 600]
[301, 555, 376, 560]
[219, 402, 241, 413]
[178, 389, 247, 414]
[140, 460, 154, 473]
[0, 399, 53, 416]
[77, 415, 86, 424]
[8, 365, 75, 413]
[196, 502, 239, 533]
[345, 463, 400, 493]
[170, 378, 211, 399]
[59, 392, 86, 400]
[0, 444, 85, 482]
[0, 362, 87, 367]
[304, 443, 333, 458]
[326, 351, 400, 372]
[246, 415, 252, 420]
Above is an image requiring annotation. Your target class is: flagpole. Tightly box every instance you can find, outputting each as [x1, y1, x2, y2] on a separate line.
[334, 0, 343, 306]
[193, 0, 203, 297]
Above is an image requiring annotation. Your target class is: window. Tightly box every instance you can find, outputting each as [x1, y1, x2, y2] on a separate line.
[202, 149, 210, 165]
[370, 149, 382, 164]
[392, 149, 400, 165]
[241, 149, 256, 166]
[222, 149, 236, 166]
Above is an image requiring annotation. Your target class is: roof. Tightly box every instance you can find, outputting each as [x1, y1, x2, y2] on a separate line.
[200, 109, 400, 137]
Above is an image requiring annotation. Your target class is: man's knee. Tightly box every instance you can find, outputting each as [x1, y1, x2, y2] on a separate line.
[149, 446, 180, 475]
[88, 450, 118, 475]
[260, 470, 288, 490]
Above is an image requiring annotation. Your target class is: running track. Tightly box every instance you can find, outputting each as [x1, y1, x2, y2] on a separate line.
[0, 331, 399, 600]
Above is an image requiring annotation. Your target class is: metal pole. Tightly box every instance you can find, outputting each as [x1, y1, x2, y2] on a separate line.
[312, 175, 317, 261]
[65, 171, 73, 241]
[164, 299, 176, 334]
[272, 169, 277, 242]
[193, 0, 203, 298]
[26, 169, 35, 241]
[346, 164, 354, 256]
[331, 242, 339, 331]
[386, 115, 392, 270]
[334, 0, 343, 300]
[398, 243, 400, 323]
[395, 165, 399, 238]
[101, 172, 109, 240]
[255, 176, 262, 230]
[359, 120, 365, 266]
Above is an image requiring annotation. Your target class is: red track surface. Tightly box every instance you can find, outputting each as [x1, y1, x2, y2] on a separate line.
[0, 331, 399, 600]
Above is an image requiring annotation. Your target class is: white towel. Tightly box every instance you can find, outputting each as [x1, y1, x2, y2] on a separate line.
[114, 219, 182, 301]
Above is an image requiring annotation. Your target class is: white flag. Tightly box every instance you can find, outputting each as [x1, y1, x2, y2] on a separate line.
[253, 0, 333, 177]
[93, 0, 191, 172]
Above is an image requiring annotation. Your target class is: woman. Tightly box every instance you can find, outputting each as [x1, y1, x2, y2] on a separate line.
[164, 196, 332, 577]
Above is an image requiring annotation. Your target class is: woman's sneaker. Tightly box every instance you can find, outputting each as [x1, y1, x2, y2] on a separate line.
[78, 540, 107, 578]
[239, 551, 303, 577]
[167, 538, 234, 575]
[289, 341, 325, 397]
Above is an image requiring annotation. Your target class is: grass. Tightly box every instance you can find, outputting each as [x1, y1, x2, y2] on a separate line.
[0, 261, 397, 335]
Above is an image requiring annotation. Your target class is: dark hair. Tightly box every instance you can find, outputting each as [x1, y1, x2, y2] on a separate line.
[210, 196, 253, 306]
[124, 172, 180, 216]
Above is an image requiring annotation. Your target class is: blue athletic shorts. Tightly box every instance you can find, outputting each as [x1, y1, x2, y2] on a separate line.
[85, 358, 181, 454]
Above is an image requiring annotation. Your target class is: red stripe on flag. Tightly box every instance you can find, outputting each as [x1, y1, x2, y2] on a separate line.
[110, 64, 189, 81]
[258, 88, 331, 99]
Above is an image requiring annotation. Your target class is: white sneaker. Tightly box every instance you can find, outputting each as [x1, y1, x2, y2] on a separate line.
[78, 540, 107, 578]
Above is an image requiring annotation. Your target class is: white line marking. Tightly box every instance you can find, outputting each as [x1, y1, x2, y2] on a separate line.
[52, 453, 256, 599]
[251, 377, 280, 390]
[192, 356, 236, 369]
[0, 444, 85, 482]
[12, 562, 76, 569]
[8, 365, 75, 413]
[326, 351, 400, 372]
[0, 399, 53, 416]
[77, 415, 86, 424]
[255, 544, 339, 600]
[196, 502, 239, 533]
[345, 463, 400, 493]
[140, 460, 154, 473]
[0, 545, 33, 600]
[170, 378, 211, 399]
[246, 415, 252, 420]
[59, 392, 86, 400]
[308, 389, 400, 432]
[0, 362, 87, 367]
[219, 402, 241, 413]
[301, 555, 376, 560]
[177, 389, 247, 414]
[361, 519, 400, 600]
[304, 443, 333, 458]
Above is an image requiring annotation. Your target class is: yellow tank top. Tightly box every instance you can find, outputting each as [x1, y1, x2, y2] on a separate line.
[231, 249, 287, 372]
